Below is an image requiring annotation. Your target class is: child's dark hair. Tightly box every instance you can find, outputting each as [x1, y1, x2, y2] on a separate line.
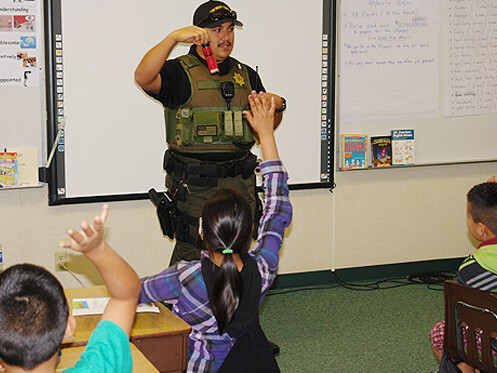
[200, 188, 253, 333]
[467, 182, 497, 236]
[0, 264, 69, 369]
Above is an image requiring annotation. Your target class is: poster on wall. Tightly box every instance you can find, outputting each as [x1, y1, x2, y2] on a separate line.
[0, 0, 41, 87]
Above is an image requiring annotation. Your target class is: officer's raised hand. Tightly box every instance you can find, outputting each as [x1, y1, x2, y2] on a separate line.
[135, 25, 210, 94]
[170, 26, 210, 47]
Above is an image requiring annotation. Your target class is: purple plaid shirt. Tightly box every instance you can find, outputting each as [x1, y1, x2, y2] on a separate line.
[139, 159, 292, 372]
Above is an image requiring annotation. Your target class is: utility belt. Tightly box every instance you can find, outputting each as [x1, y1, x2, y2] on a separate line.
[150, 149, 261, 246]
[163, 149, 258, 188]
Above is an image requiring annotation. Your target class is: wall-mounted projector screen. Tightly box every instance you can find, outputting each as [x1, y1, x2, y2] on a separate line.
[44, 0, 335, 204]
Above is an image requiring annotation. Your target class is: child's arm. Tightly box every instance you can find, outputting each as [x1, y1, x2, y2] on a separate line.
[244, 92, 292, 292]
[61, 205, 141, 336]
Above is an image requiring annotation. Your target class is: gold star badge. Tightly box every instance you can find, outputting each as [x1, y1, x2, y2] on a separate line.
[233, 73, 245, 87]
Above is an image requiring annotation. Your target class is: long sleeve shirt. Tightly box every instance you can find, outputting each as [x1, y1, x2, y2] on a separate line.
[458, 236, 497, 292]
[139, 159, 292, 372]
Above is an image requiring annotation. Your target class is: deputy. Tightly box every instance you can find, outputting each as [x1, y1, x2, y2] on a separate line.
[135, 0, 285, 265]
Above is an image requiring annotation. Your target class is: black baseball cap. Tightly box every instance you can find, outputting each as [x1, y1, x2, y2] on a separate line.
[193, 1, 243, 28]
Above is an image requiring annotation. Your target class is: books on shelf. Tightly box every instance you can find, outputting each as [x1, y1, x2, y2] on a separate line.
[391, 129, 414, 166]
[0, 152, 18, 187]
[339, 130, 414, 170]
[341, 134, 368, 170]
[371, 136, 392, 168]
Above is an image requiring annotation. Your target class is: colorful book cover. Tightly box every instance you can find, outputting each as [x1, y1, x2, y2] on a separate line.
[0, 152, 18, 187]
[371, 136, 392, 168]
[341, 134, 368, 170]
[391, 129, 414, 166]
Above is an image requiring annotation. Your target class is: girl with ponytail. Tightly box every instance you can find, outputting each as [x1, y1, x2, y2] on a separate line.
[140, 92, 292, 372]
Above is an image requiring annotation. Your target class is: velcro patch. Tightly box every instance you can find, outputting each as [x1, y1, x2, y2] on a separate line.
[196, 125, 218, 136]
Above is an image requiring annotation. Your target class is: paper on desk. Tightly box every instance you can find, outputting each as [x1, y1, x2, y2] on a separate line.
[72, 297, 160, 316]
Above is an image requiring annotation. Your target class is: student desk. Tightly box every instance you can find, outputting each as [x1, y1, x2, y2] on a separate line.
[62, 285, 191, 373]
[57, 344, 159, 372]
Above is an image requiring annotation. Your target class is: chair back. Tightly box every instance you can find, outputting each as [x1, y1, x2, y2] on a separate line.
[444, 280, 497, 372]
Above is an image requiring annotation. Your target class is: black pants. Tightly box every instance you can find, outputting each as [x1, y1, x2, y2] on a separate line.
[165, 154, 257, 265]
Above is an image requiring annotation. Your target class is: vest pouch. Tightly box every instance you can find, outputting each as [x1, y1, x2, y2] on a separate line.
[234, 111, 254, 144]
[175, 108, 194, 146]
[176, 121, 193, 146]
[193, 111, 221, 144]
[242, 117, 255, 143]
[164, 108, 181, 145]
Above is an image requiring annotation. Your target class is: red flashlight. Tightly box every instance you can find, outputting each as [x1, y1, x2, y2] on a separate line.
[201, 43, 219, 74]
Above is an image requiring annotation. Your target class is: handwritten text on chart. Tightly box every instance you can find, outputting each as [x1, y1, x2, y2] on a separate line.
[339, 0, 439, 124]
[445, 0, 497, 116]
[342, 0, 436, 67]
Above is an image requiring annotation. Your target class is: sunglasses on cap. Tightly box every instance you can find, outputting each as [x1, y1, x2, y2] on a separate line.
[199, 9, 238, 26]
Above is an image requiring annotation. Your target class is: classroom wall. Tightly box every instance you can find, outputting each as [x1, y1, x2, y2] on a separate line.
[333, 161, 496, 269]
[1, 160, 494, 288]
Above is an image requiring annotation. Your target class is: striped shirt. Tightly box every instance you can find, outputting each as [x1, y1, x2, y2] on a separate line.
[458, 237, 497, 292]
[139, 159, 292, 372]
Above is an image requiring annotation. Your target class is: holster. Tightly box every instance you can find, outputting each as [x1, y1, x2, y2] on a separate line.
[148, 188, 198, 246]
[148, 188, 177, 240]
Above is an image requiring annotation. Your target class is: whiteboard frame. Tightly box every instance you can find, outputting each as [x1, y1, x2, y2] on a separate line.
[44, 0, 336, 205]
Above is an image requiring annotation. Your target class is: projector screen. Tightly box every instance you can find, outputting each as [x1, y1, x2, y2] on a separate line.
[44, 0, 335, 204]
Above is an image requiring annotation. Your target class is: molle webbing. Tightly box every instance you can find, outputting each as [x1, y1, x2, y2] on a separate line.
[164, 54, 254, 152]
[163, 149, 258, 187]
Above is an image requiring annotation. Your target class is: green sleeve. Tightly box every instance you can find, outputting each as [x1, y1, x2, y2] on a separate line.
[63, 320, 132, 373]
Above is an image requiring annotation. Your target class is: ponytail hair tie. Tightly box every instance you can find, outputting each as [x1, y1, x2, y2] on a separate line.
[222, 248, 234, 255]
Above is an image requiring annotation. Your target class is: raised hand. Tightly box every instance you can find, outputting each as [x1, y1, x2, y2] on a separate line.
[243, 91, 276, 138]
[61, 204, 109, 254]
[171, 26, 210, 46]
[244, 91, 279, 160]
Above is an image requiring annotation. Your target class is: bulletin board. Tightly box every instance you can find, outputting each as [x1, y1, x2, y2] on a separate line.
[337, 0, 497, 169]
[44, 0, 335, 205]
[0, 0, 44, 187]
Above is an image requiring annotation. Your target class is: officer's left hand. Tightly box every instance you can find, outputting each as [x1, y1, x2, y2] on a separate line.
[243, 91, 275, 139]
[257, 92, 283, 129]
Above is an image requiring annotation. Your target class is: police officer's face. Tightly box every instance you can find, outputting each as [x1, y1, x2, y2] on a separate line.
[207, 21, 235, 63]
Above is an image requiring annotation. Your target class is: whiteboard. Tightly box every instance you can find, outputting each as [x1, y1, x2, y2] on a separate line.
[338, 0, 497, 167]
[45, 0, 334, 203]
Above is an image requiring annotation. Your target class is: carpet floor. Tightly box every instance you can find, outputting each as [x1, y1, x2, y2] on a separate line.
[260, 282, 445, 372]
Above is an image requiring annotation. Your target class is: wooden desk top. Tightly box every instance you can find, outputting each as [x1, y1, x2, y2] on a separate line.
[62, 285, 190, 347]
[56, 344, 159, 372]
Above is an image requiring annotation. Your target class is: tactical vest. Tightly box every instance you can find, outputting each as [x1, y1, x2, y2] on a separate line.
[164, 54, 254, 153]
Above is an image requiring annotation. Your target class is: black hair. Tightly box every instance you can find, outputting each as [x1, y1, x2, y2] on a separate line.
[0, 264, 69, 369]
[200, 188, 253, 333]
[467, 182, 497, 236]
